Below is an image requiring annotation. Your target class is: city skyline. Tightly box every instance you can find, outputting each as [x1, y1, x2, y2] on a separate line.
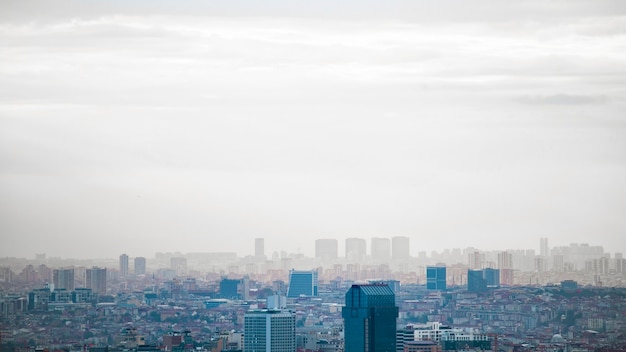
[1, 0, 625, 260]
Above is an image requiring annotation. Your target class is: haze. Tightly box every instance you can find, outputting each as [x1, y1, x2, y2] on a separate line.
[1, 0, 625, 259]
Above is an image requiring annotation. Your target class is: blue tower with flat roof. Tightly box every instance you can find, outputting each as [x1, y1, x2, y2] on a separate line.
[342, 284, 398, 352]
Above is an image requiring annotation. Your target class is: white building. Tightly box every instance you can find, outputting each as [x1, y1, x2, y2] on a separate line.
[244, 309, 296, 352]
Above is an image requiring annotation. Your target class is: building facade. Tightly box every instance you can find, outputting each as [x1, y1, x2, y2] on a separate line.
[315, 239, 338, 260]
[85, 267, 107, 295]
[53, 267, 75, 291]
[345, 238, 366, 262]
[119, 254, 129, 277]
[286, 270, 318, 298]
[342, 284, 398, 352]
[244, 310, 296, 352]
[134, 257, 146, 276]
[426, 266, 446, 291]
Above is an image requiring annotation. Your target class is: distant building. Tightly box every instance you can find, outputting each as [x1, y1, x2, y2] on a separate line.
[53, 267, 75, 291]
[85, 267, 107, 295]
[467, 268, 499, 292]
[287, 270, 318, 298]
[342, 284, 398, 352]
[170, 257, 187, 276]
[426, 265, 446, 290]
[119, 254, 129, 277]
[244, 309, 296, 352]
[413, 322, 490, 350]
[345, 238, 366, 261]
[315, 239, 338, 260]
[220, 277, 250, 300]
[371, 237, 391, 262]
[134, 257, 146, 276]
[392, 236, 410, 261]
[255, 238, 265, 258]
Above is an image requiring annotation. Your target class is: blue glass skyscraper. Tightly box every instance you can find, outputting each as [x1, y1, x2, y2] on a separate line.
[342, 284, 398, 352]
[286, 270, 318, 298]
[426, 265, 446, 290]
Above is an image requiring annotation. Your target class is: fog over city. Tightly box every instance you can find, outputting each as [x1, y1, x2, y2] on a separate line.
[1, 0, 625, 259]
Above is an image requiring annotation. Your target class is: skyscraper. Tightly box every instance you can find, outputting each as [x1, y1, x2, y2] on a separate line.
[540, 237, 549, 258]
[315, 239, 338, 260]
[85, 267, 107, 295]
[119, 254, 129, 277]
[345, 238, 366, 261]
[286, 270, 318, 298]
[134, 257, 146, 276]
[391, 236, 410, 260]
[342, 284, 398, 352]
[244, 309, 296, 352]
[371, 237, 391, 262]
[426, 265, 446, 290]
[255, 238, 265, 258]
[53, 267, 75, 291]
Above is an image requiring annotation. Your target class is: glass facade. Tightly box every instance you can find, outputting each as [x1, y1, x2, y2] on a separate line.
[426, 266, 446, 290]
[286, 270, 318, 298]
[342, 284, 398, 352]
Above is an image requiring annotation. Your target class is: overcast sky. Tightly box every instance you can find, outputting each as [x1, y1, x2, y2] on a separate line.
[1, 0, 625, 259]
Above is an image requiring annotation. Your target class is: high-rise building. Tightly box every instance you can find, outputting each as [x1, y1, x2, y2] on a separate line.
[315, 239, 338, 260]
[255, 238, 265, 258]
[426, 265, 446, 290]
[85, 267, 107, 295]
[345, 238, 366, 261]
[342, 284, 398, 352]
[119, 254, 129, 277]
[53, 267, 75, 291]
[286, 270, 318, 298]
[468, 251, 484, 270]
[371, 237, 391, 262]
[540, 237, 549, 258]
[467, 268, 500, 292]
[391, 236, 410, 260]
[134, 257, 146, 276]
[244, 309, 296, 352]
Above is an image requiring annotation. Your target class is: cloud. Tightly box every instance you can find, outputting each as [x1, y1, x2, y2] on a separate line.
[515, 94, 609, 105]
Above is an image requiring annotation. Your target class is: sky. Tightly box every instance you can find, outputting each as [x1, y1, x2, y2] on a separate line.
[1, 0, 626, 259]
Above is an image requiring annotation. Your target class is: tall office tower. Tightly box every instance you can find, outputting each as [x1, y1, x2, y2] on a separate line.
[426, 265, 446, 290]
[85, 267, 107, 295]
[540, 237, 549, 257]
[134, 257, 146, 276]
[345, 238, 366, 261]
[391, 236, 410, 260]
[342, 284, 398, 352]
[315, 239, 338, 260]
[371, 237, 391, 262]
[53, 267, 75, 291]
[119, 254, 129, 277]
[255, 238, 265, 258]
[244, 309, 296, 352]
[286, 270, 318, 298]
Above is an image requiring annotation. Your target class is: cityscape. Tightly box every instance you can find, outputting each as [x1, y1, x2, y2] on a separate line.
[2, 1, 626, 352]
[1, 237, 626, 352]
